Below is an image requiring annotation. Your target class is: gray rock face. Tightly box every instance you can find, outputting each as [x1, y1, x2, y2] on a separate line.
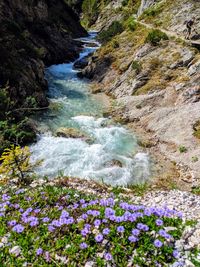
[137, 0, 158, 16]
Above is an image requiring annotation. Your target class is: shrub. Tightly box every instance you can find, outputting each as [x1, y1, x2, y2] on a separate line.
[98, 21, 124, 43]
[179, 145, 187, 153]
[145, 29, 168, 46]
[127, 18, 137, 32]
[111, 39, 120, 48]
[0, 145, 41, 184]
[82, 0, 98, 27]
[131, 60, 142, 73]
[193, 120, 200, 139]
[122, 0, 129, 6]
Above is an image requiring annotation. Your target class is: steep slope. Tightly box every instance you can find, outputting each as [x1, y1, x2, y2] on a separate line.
[80, 0, 200, 188]
[0, 0, 87, 151]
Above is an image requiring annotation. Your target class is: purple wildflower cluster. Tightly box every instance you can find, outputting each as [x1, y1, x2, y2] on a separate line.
[0, 187, 184, 266]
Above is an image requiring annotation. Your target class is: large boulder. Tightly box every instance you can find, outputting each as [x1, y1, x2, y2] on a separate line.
[56, 127, 93, 143]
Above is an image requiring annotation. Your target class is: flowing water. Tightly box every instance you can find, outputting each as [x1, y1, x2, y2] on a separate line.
[31, 32, 150, 186]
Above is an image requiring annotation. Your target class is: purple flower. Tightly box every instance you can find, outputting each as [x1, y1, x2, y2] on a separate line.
[104, 253, 112, 261]
[14, 204, 20, 209]
[156, 219, 163, 226]
[158, 229, 167, 238]
[80, 242, 88, 249]
[132, 229, 140, 236]
[95, 234, 103, 243]
[154, 239, 163, 248]
[117, 226, 125, 233]
[48, 225, 55, 232]
[80, 199, 85, 204]
[105, 208, 115, 217]
[94, 219, 101, 227]
[103, 228, 110, 235]
[36, 248, 43, 256]
[81, 229, 89, 236]
[26, 207, 33, 213]
[81, 214, 88, 220]
[128, 235, 138, 243]
[173, 250, 180, 259]
[30, 220, 39, 227]
[137, 223, 149, 231]
[2, 194, 10, 201]
[42, 217, 50, 223]
[8, 220, 17, 227]
[61, 210, 69, 218]
[15, 189, 25, 195]
[12, 224, 24, 233]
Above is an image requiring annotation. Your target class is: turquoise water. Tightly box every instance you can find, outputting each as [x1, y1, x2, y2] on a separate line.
[31, 33, 150, 186]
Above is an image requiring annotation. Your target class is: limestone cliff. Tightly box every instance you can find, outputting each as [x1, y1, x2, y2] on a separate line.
[80, 0, 200, 188]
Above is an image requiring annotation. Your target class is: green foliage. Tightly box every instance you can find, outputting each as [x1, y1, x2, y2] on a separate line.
[0, 85, 12, 120]
[0, 85, 37, 154]
[193, 121, 200, 139]
[145, 29, 168, 46]
[192, 156, 198, 163]
[82, 0, 98, 27]
[0, 185, 190, 266]
[128, 20, 137, 32]
[128, 182, 149, 196]
[111, 39, 120, 48]
[179, 145, 187, 153]
[98, 21, 124, 44]
[131, 60, 142, 74]
[122, 0, 129, 6]
[141, 4, 162, 18]
[192, 187, 200, 195]
[0, 145, 41, 184]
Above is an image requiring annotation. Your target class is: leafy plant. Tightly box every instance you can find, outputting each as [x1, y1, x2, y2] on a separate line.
[82, 0, 98, 27]
[193, 121, 200, 139]
[179, 146, 187, 153]
[98, 21, 124, 44]
[0, 185, 190, 266]
[145, 29, 168, 46]
[127, 18, 138, 31]
[131, 60, 142, 74]
[0, 145, 41, 184]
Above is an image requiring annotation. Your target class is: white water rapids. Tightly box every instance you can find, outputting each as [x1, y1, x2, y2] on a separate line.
[30, 32, 150, 186]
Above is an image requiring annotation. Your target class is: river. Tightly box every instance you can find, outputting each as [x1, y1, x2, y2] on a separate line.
[30, 32, 150, 186]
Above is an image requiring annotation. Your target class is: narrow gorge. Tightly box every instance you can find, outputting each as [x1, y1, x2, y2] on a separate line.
[0, 0, 200, 266]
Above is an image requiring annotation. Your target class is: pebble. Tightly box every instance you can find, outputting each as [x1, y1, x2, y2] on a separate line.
[9, 246, 21, 257]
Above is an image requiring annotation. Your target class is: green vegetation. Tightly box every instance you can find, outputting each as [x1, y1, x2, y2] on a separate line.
[192, 156, 199, 163]
[0, 85, 37, 154]
[140, 3, 163, 20]
[0, 145, 41, 185]
[81, 0, 99, 27]
[128, 20, 137, 32]
[0, 185, 190, 266]
[192, 187, 200, 195]
[145, 29, 168, 46]
[131, 60, 142, 74]
[98, 21, 124, 44]
[193, 121, 200, 139]
[179, 146, 187, 153]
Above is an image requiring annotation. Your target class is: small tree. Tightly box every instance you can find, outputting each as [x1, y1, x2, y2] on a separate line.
[0, 145, 41, 184]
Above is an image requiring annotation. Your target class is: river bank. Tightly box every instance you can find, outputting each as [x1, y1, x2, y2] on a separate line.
[79, 1, 200, 191]
[30, 33, 151, 187]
